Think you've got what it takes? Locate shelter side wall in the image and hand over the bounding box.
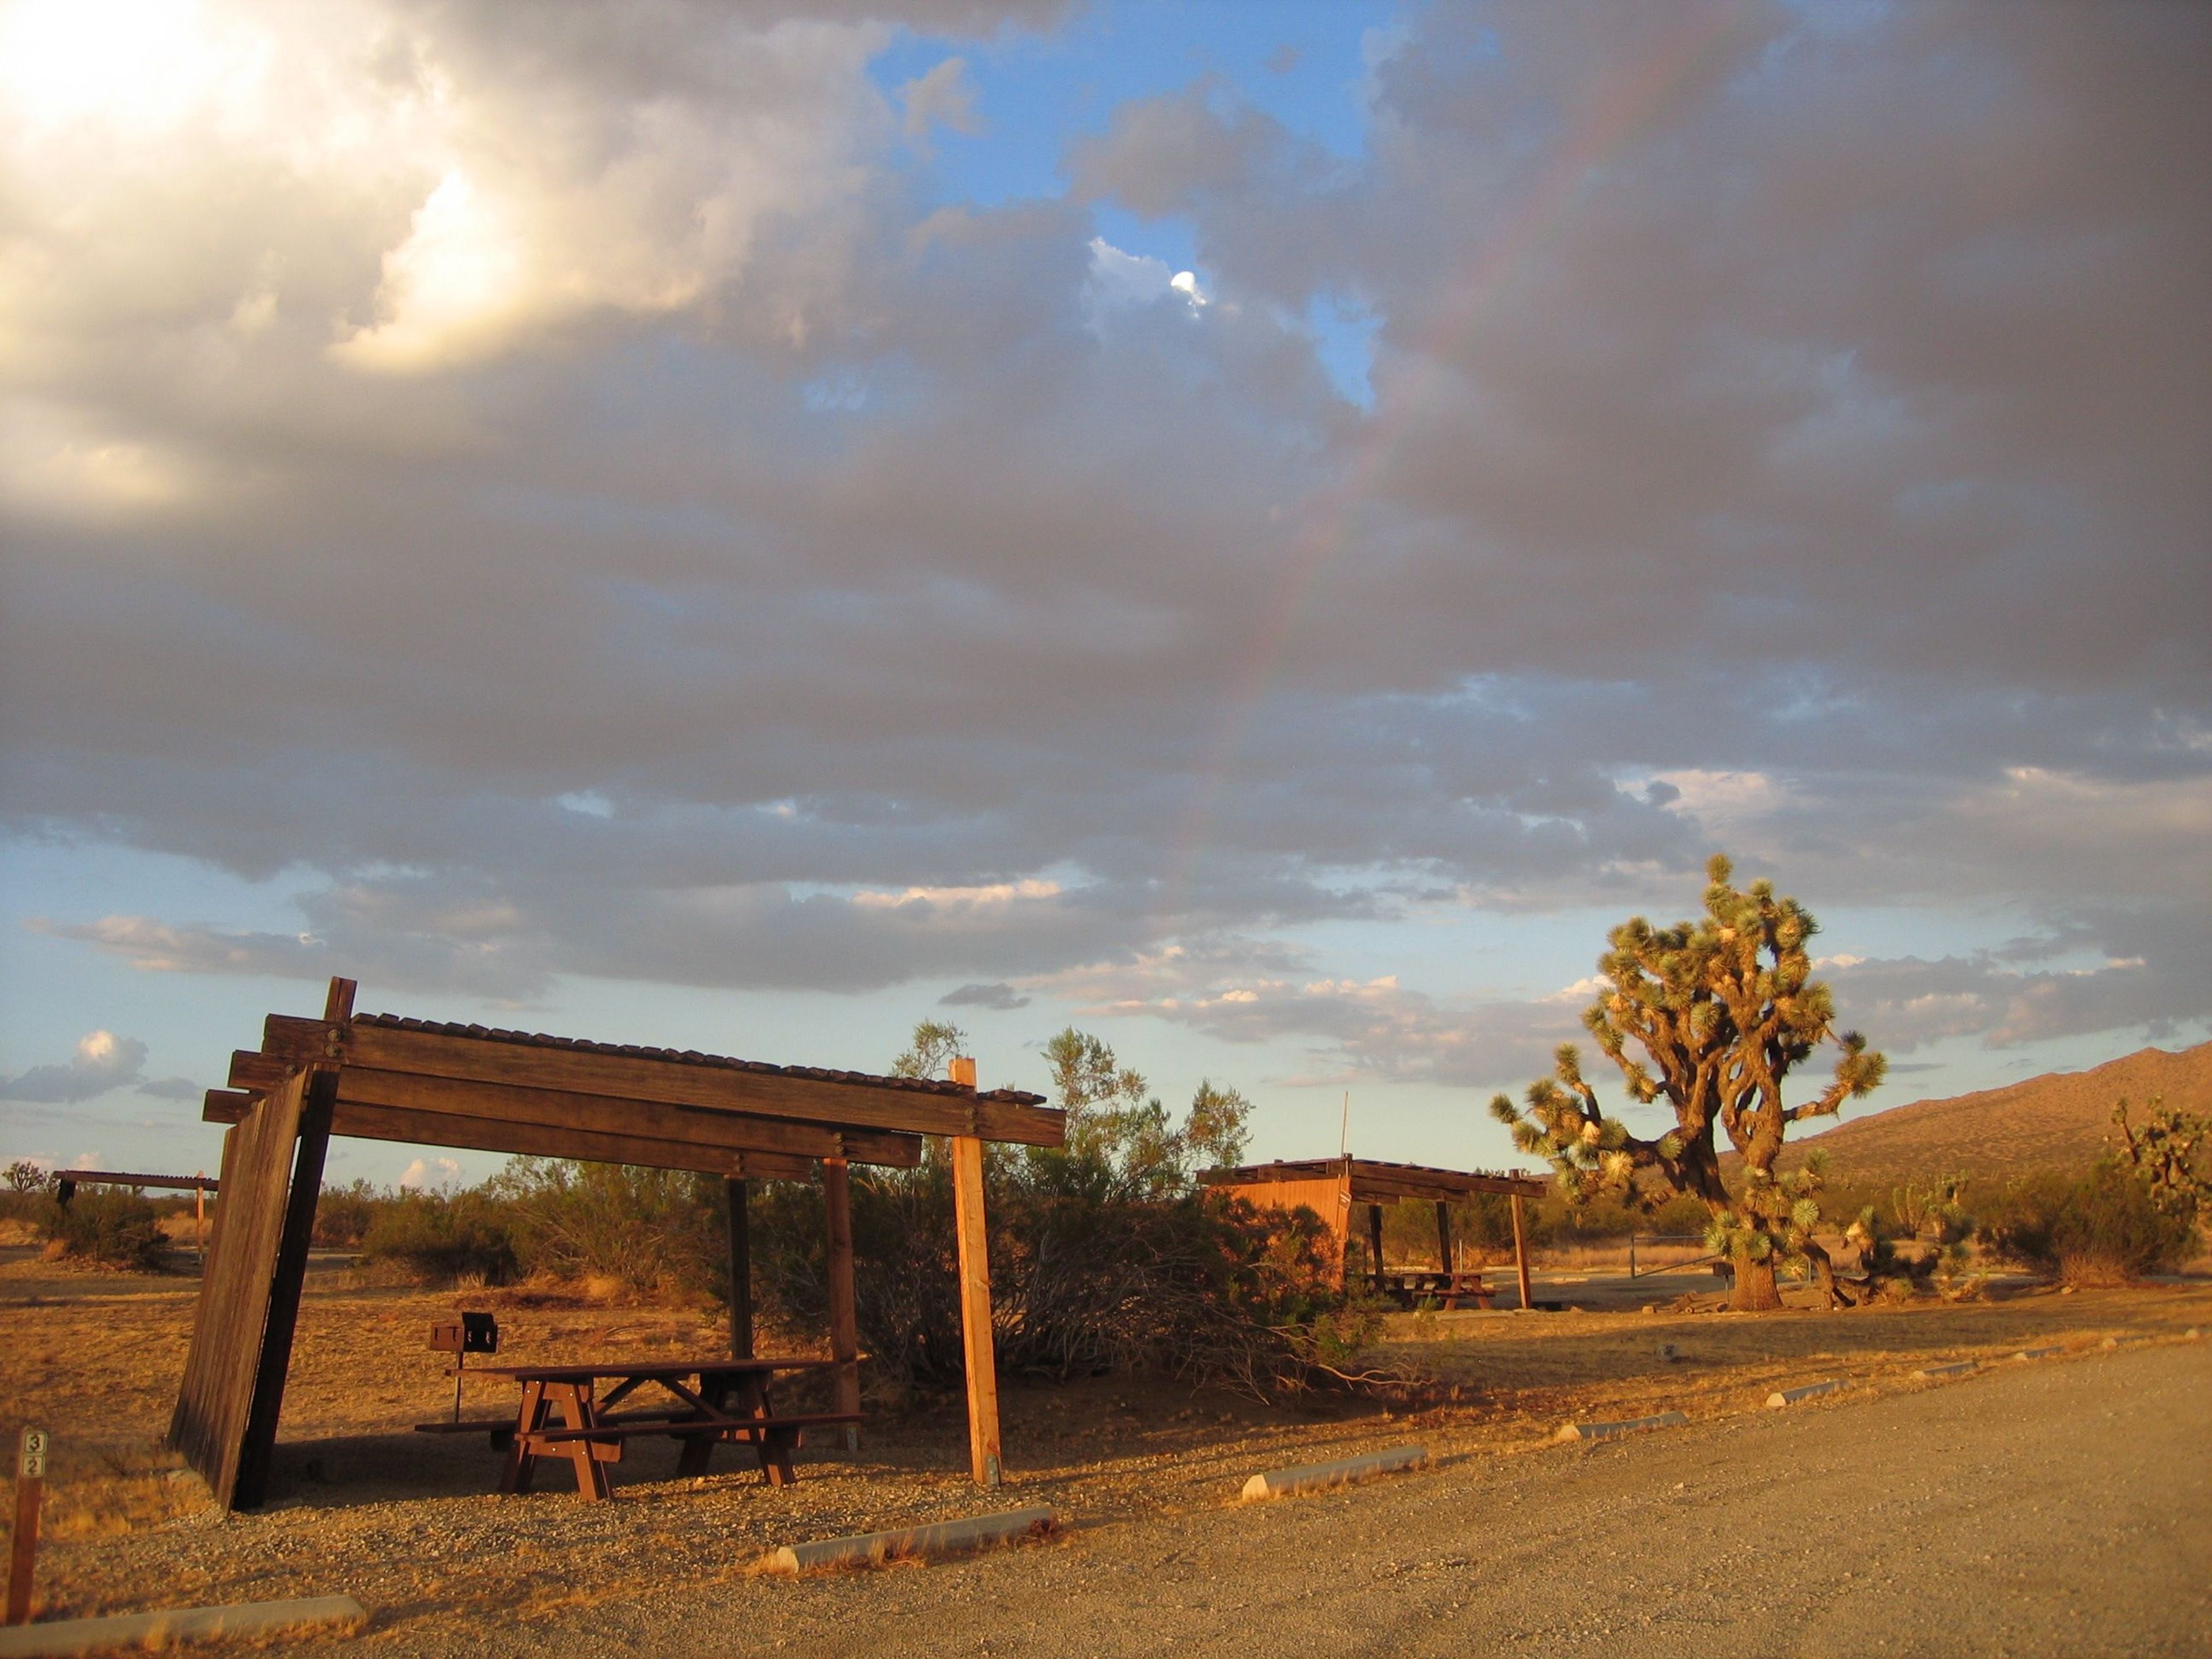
[168,1069,307,1506]
[1214,1176,1353,1263]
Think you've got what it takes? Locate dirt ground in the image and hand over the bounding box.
[3,1247,2207,1653]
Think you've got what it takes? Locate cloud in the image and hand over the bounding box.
[939,981,1029,1010]
[0,2,2205,1067]
[1035,941,1582,1089]
[1,1031,149,1103]
[1829,910,2212,1053]
[136,1075,206,1101]
[900,56,983,154]
[397,1156,464,1191]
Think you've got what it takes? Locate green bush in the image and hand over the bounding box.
[1978,1166,2197,1285]
[41,1188,169,1270]
[358,1190,518,1284]
[491,1160,725,1295]
[313,1179,387,1248]
[753,1145,1358,1399]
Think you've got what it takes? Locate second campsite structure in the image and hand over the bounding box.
[1200,1157,1547,1309]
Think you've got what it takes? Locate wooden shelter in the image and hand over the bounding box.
[51,1169,217,1205]
[1200,1157,1547,1309]
[175,978,1063,1509]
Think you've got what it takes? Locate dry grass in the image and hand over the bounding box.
[3,1243,2207,1645]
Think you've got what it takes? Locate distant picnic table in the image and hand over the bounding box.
[423,1357,855,1502]
[1373,1269,1498,1309]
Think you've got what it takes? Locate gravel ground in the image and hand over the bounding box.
[260,1334,2210,1658]
[13,1253,2206,1655]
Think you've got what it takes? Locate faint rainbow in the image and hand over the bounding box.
[1153,4,1756,931]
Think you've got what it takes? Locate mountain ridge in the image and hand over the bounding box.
[1718,1040,2212,1190]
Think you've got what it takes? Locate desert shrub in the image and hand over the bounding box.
[752,1024,1359,1400]
[41,1188,169,1270]
[313,1179,388,1248]
[1978,1166,2196,1285]
[359,1190,519,1284]
[755,1147,1363,1400]
[491,1159,724,1296]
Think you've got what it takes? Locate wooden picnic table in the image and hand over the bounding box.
[1373,1270,1497,1309]
[474,1357,855,1501]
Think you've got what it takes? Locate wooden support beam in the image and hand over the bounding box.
[726,1179,752,1361]
[1368,1202,1387,1296]
[206,1091,816,1181]
[1346,1168,1550,1203]
[227,1053,922,1168]
[948,1057,1001,1488]
[823,1157,860,1452]
[1512,1192,1533,1311]
[260,1016,1065,1146]
[1435,1199,1453,1275]
[231,976,351,1510]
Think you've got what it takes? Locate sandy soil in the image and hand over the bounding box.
[3,1248,2206,1654]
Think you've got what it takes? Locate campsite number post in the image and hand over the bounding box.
[6,1426,45,1625]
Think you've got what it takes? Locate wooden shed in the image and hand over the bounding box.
[1200,1157,1548,1309]
[177,978,1063,1508]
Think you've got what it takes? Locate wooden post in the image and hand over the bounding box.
[1368,1202,1387,1296]
[822,1157,860,1451]
[231,976,351,1510]
[53,1179,74,1209]
[195,1175,207,1266]
[1434,1200,1453,1275]
[725,1177,752,1360]
[948,1056,1001,1488]
[7,1427,45,1626]
[1511,1192,1533,1310]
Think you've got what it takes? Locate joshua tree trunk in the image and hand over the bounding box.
[1728,1244,1785,1311]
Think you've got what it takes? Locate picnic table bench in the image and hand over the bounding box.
[417,1357,855,1501]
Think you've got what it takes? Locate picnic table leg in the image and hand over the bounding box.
[551,1382,613,1502]
[736,1375,797,1487]
[673,1373,730,1480]
[500,1381,547,1495]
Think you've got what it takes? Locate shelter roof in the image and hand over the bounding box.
[351,1014,1048,1106]
[214,999,1066,1172]
[51,1169,217,1191]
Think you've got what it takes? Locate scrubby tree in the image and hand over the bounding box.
[1491,855,1887,1311]
[1184,1081,1254,1170]
[890,1019,969,1081]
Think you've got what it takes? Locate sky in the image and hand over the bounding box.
[2,0,2207,1190]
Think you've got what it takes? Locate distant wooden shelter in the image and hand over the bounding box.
[51,1169,216,1204]
[175,978,1063,1509]
[1200,1157,1548,1309]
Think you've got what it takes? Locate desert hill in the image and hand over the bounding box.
[1720,1041,2211,1191]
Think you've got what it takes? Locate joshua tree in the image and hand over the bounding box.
[2111,1096,2211,1230]
[1491,855,1887,1310]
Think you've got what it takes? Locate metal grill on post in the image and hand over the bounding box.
[429,1313,500,1423]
